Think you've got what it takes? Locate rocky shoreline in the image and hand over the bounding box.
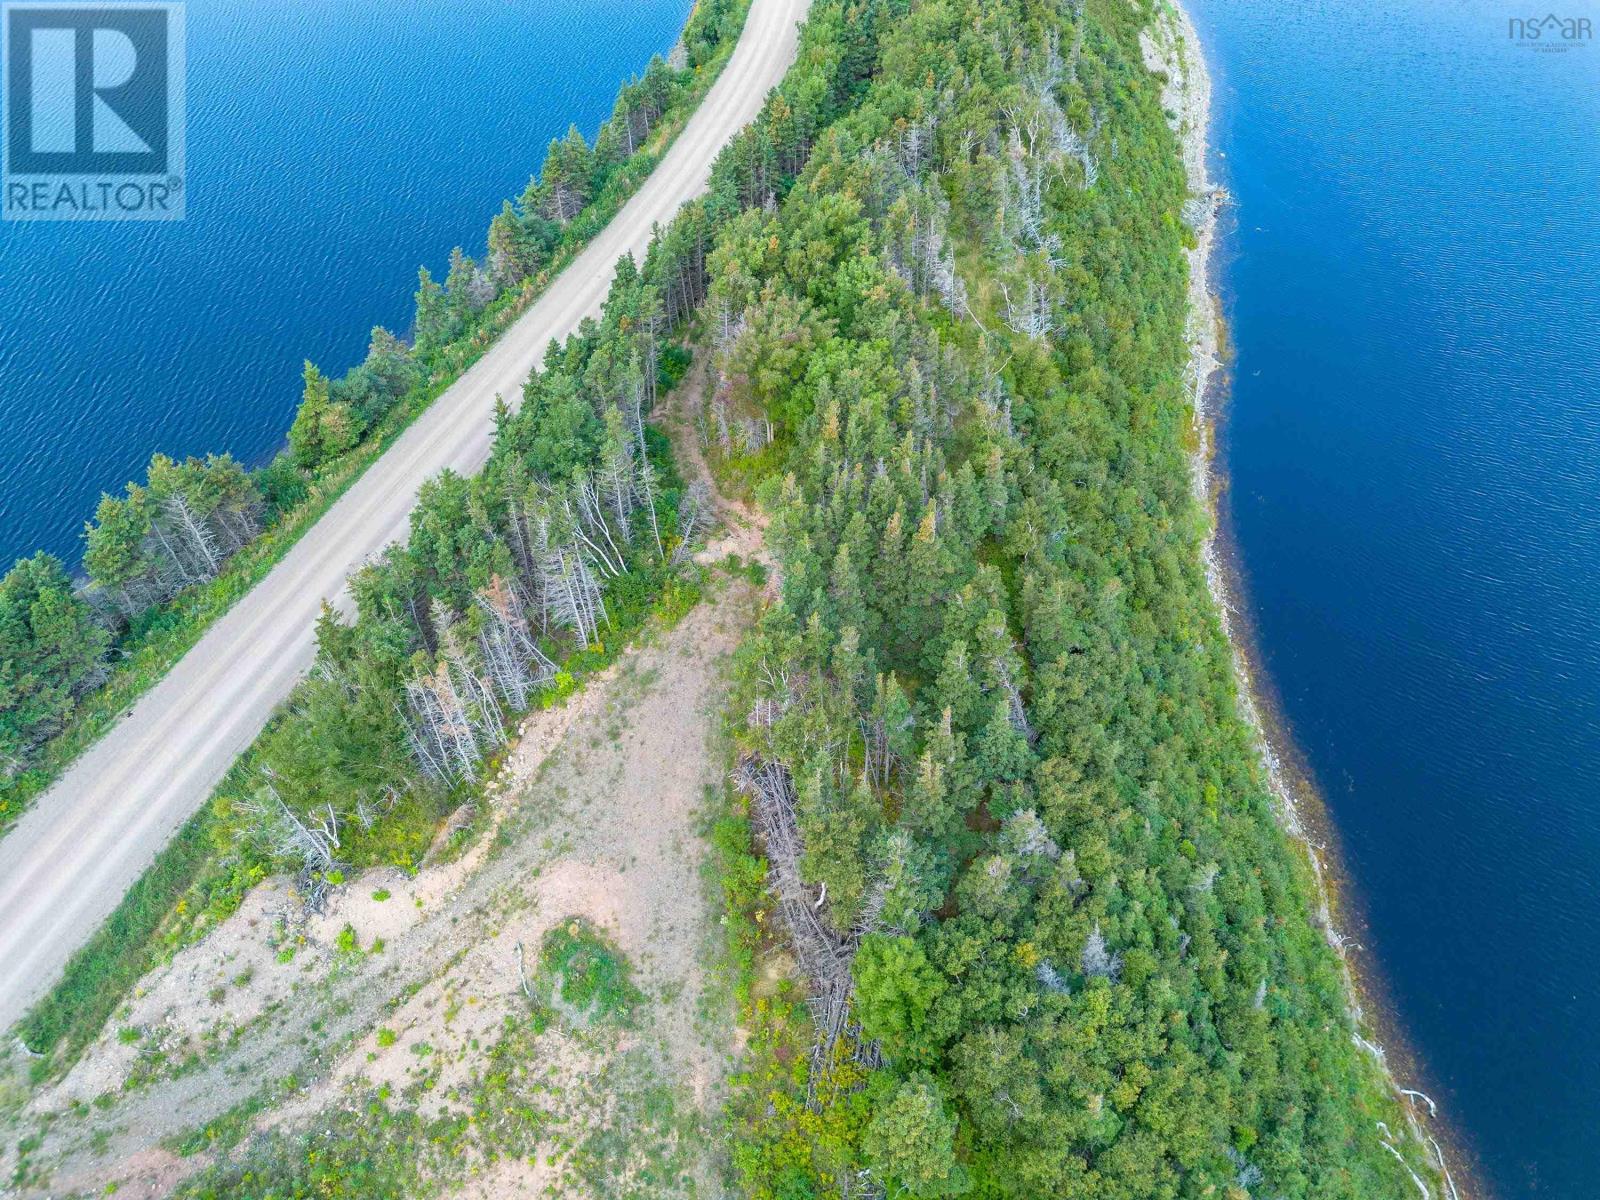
[1146,4,1464,1196]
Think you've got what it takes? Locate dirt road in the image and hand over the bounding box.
[0,0,806,1032]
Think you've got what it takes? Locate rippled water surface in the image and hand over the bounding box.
[0,0,690,567]
[1190,1,1600,1195]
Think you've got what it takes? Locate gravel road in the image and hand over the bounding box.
[0,0,807,1033]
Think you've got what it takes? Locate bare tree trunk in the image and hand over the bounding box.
[164,494,223,579]
[475,575,556,710]
[246,776,342,875]
[671,481,713,567]
[732,755,870,1105]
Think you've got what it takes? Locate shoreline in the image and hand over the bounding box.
[1150,4,1467,1195]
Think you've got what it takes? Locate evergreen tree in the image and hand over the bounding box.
[83,490,155,614]
[288,361,357,468]
[861,1074,970,1198]
[0,553,109,772]
[412,266,456,355]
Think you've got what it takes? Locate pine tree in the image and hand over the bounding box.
[412,266,456,355]
[0,553,110,772]
[288,362,357,468]
[83,490,157,615]
[861,1074,970,1198]
[537,125,595,222]
[487,200,537,287]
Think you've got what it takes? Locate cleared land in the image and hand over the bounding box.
[2,561,760,1197]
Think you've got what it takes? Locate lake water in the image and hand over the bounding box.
[1189,1,1600,1195]
[0,0,691,569]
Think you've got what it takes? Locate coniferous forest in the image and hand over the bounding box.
[685,0,1439,1194]
[6,0,1450,1195]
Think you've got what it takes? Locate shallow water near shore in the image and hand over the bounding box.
[0,0,691,569]
[1189,2,1600,1196]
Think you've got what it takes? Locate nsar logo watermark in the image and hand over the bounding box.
[1507,12,1594,51]
[2,2,184,221]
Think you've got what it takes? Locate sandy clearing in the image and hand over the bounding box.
[8,563,760,1197]
[662,357,779,596]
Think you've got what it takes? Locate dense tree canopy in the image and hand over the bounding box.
[81,452,264,616]
[0,554,109,775]
[6,1,1444,1193]
[697,0,1439,1195]
[230,248,714,880]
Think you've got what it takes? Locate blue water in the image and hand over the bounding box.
[1190,2,1600,1195]
[0,0,690,569]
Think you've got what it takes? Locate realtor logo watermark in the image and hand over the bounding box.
[2,2,184,220]
[1507,12,1594,51]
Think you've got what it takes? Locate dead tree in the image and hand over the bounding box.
[1054,112,1099,189]
[895,112,938,180]
[207,496,262,554]
[637,454,665,559]
[503,483,554,633]
[929,231,966,314]
[247,775,341,876]
[619,361,665,557]
[989,649,1037,745]
[670,481,713,567]
[1002,277,1055,340]
[543,543,608,644]
[598,425,639,543]
[163,493,223,578]
[405,663,479,783]
[475,575,557,710]
[1001,809,1060,867]
[439,601,507,739]
[734,756,864,1101]
[1006,130,1049,249]
[563,477,629,578]
[405,606,507,783]
[145,509,203,591]
[1081,922,1123,982]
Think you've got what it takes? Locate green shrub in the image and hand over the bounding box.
[536,918,641,1025]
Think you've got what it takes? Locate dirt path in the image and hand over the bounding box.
[661,357,775,579]
[6,571,759,1198]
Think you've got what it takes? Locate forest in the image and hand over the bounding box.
[0,0,750,815]
[216,252,708,887]
[6,0,1448,1195]
[673,0,1441,1195]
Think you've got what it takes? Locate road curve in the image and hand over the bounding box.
[0,0,808,1033]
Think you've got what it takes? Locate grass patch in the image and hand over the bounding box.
[535,919,642,1027]
[164,1091,272,1158]
[173,1019,703,1199]
[174,1097,459,1200]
